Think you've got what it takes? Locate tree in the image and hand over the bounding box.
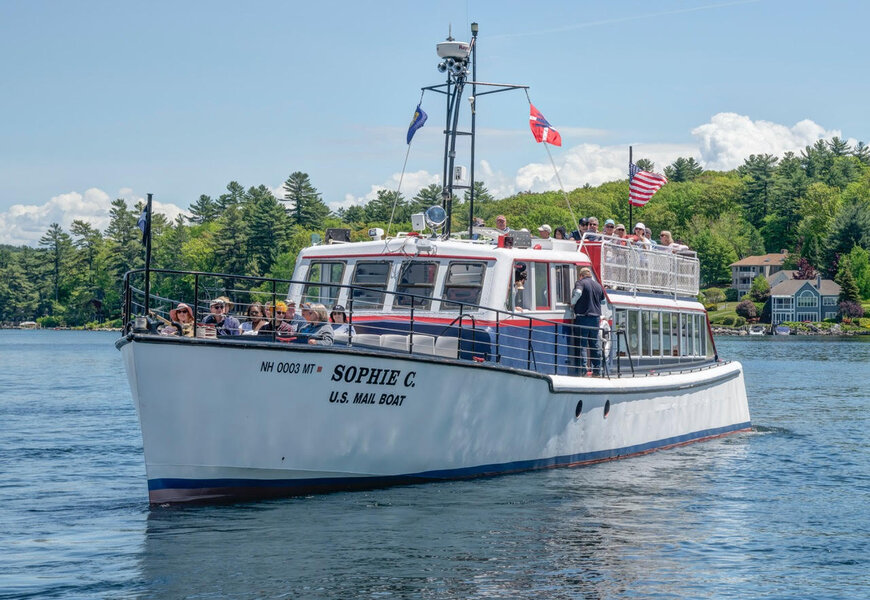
[216,181,246,211]
[836,261,860,303]
[365,189,407,223]
[39,223,72,305]
[793,257,817,280]
[409,183,443,214]
[737,154,778,229]
[763,152,807,250]
[736,299,757,320]
[188,194,219,224]
[825,201,870,271]
[664,157,703,182]
[854,141,870,166]
[691,231,737,287]
[828,136,851,157]
[283,172,330,229]
[796,182,841,269]
[634,158,655,172]
[749,274,771,302]
[844,245,870,300]
[838,301,864,321]
[243,185,291,275]
[463,181,494,205]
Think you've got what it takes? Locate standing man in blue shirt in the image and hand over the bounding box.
[571,267,605,376]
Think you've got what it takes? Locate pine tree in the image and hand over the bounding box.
[39,223,72,305]
[836,261,860,302]
[365,190,407,223]
[188,194,218,224]
[410,183,443,213]
[282,172,330,229]
[244,185,291,275]
[216,182,246,211]
[634,158,655,172]
[664,157,703,182]
[737,154,778,229]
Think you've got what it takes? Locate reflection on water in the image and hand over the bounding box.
[2,332,869,599]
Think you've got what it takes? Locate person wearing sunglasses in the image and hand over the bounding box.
[240,302,269,335]
[202,297,241,336]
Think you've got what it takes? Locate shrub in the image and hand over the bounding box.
[736,300,757,319]
[725,288,739,302]
[838,301,865,322]
[705,303,718,312]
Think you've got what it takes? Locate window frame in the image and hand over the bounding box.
[350,260,392,310]
[394,260,439,310]
[441,261,487,311]
[303,261,346,307]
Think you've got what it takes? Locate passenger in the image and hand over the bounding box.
[628,222,652,249]
[169,302,195,337]
[614,224,628,244]
[645,226,656,247]
[570,217,588,241]
[585,217,601,241]
[260,301,293,336]
[494,215,511,234]
[603,219,616,237]
[553,226,568,240]
[571,267,605,376]
[240,302,269,335]
[294,303,334,346]
[283,300,307,333]
[202,297,241,336]
[330,304,356,337]
[512,264,528,312]
[537,224,552,239]
[659,230,689,252]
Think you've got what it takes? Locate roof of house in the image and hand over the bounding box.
[767,269,797,283]
[770,278,841,297]
[730,253,788,267]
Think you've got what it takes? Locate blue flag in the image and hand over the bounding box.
[137,207,149,245]
[406,103,428,144]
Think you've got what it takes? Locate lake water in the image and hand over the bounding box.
[1,330,868,599]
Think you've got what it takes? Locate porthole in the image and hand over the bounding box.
[603,400,611,418]
[574,400,583,418]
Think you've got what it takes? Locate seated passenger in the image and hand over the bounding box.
[537,224,551,239]
[294,303,334,346]
[553,226,568,240]
[603,219,616,237]
[240,302,269,335]
[169,302,195,337]
[512,264,528,312]
[570,217,588,241]
[202,297,241,336]
[614,224,628,245]
[628,223,652,249]
[330,304,356,337]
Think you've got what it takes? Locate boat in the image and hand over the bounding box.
[116,26,751,504]
[774,325,791,335]
[748,324,766,336]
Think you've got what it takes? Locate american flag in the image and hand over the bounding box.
[629,163,668,207]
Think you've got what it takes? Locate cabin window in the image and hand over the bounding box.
[554,264,574,306]
[641,310,651,356]
[662,312,673,356]
[533,263,549,310]
[394,261,438,310]
[693,313,703,356]
[680,313,690,357]
[650,311,661,356]
[615,309,628,357]
[351,261,390,310]
[442,262,486,310]
[627,310,640,357]
[509,261,529,312]
[303,262,345,306]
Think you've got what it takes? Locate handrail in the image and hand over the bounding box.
[122,267,716,379]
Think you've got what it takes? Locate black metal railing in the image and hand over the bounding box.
[122,268,717,378]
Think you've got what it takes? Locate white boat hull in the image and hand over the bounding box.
[120,336,751,503]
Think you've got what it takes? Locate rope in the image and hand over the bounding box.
[525,90,579,236]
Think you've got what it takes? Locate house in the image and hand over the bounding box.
[766,269,797,288]
[730,252,788,296]
[770,276,841,324]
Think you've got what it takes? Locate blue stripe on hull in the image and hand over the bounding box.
[147,421,752,503]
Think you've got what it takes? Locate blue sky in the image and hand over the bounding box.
[2,0,868,245]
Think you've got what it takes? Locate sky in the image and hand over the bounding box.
[1,0,869,246]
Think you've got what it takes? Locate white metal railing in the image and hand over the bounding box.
[592,235,700,297]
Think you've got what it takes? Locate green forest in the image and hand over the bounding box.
[2,138,870,327]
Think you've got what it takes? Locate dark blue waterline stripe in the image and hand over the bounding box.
[148,421,751,493]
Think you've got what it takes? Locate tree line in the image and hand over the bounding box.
[1,138,869,326]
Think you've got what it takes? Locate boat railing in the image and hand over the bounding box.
[122,268,717,379]
[580,234,700,297]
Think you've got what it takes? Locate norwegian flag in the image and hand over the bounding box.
[629,162,668,207]
[529,104,562,146]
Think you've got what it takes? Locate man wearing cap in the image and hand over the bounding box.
[570,267,605,376]
[603,219,616,237]
[629,223,652,249]
[570,217,588,241]
[494,215,511,234]
[202,298,241,336]
[537,224,552,239]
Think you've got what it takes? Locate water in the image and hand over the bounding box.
[1,331,868,599]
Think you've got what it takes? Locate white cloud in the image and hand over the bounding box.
[0,188,188,247]
[329,170,440,211]
[692,112,841,170]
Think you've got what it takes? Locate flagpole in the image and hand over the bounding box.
[629,146,633,229]
[143,193,153,316]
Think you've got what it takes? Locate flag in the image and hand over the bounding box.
[406,103,428,144]
[137,207,150,245]
[529,104,562,146]
[629,163,668,207]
